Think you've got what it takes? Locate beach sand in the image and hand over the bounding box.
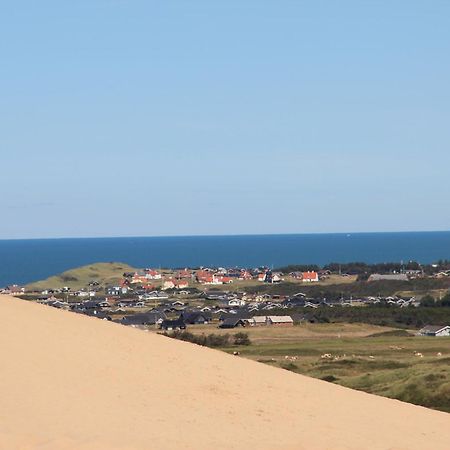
[0,295,449,450]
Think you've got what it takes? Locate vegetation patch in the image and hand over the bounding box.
[208,330,450,412]
[25,262,137,291]
[280,362,298,372]
[321,375,339,382]
[163,331,252,348]
[366,329,412,338]
[433,357,450,365]
[61,275,78,282]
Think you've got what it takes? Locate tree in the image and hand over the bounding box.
[233,332,251,346]
[441,293,450,307]
[420,295,436,307]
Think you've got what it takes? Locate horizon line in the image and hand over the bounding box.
[1,229,450,242]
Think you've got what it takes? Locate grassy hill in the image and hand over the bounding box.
[26,262,137,291]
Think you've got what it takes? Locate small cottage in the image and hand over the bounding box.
[266,316,294,326]
[418,325,450,337]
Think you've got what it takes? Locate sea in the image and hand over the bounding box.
[1,231,450,287]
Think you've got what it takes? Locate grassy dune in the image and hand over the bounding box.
[25,262,137,291]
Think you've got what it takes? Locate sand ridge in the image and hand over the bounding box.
[0,295,449,450]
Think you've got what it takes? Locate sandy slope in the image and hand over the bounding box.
[0,296,449,450]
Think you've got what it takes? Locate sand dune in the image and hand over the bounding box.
[0,296,449,450]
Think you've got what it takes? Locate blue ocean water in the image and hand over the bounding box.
[0,232,450,286]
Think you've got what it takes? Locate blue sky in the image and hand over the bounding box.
[1,1,449,239]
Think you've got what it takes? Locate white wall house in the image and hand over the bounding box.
[418,325,450,337]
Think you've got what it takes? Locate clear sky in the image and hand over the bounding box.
[1,1,449,239]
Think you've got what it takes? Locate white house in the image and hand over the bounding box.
[162,279,176,290]
[228,299,246,307]
[418,325,450,337]
[145,269,162,280]
[302,271,319,282]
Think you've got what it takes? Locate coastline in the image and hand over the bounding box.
[1,231,450,286]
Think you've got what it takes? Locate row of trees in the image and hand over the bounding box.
[420,294,450,307]
[285,305,450,329]
[244,277,450,299]
[162,331,251,347]
[276,261,450,276]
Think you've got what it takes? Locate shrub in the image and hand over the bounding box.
[205,334,231,347]
[420,295,436,307]
[61,275,78,282]
[281,362,298,372]
[163,331,232,348]
[321,375,339,382]
[233,332,251,346]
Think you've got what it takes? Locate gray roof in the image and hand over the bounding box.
[219,318,246,328]
[368,274,408,281]
[121,311,166,326]
[420,325,450,333]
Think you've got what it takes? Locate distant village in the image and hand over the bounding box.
[3,262,450,338]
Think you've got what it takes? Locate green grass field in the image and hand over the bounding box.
[182,323,450,412]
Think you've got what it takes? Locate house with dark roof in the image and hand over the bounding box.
[84,310,112,320]
[118,298,145,308]
[82,299,110,309]
[121,311,166,326]
[160,318,186,331]
[219,311,252,322]
[46,300,69,309]
[219,318,246,329]
[283,297,306,307]
[106,285,129,296]
[181,311,211,325]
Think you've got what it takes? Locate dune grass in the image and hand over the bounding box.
[212,326,450,412]
[25,262,137,291]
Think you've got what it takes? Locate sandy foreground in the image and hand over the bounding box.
[0,296,449,450]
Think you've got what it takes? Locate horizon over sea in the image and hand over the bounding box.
[1,231,450,286]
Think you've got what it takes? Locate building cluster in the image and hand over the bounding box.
[0,284,25,295]
[31,294,450,340]
[32,293,300,331]
[124,267,323,290]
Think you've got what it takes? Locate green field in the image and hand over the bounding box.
[180,324,450,412]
